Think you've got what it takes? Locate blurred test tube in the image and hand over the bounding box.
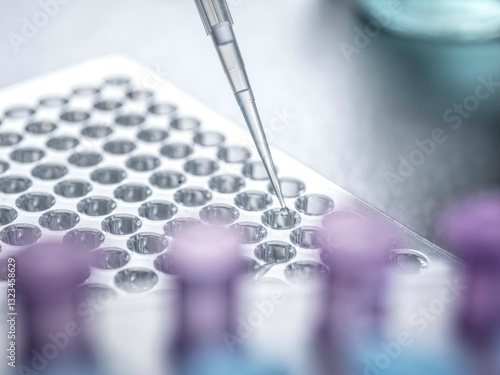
[170,224,287,375]
[16,243,101,375]
[437,190,500,374]
[316,213,393,375]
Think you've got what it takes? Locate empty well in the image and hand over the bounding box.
[115,114,145,126]
[160,143,193,159]
[0,224,41,246]
[174,187,212,207]
[149,171,186,189]
[31,163,68,180]
[127,232,169,254]
[126,90,154,101]
[234,191,273,211]
[295,194,334,216]
[10,148,45,163]
[91,248,131,269]
[105,76,131,86]
[0,161,9,174]
[77,197,117,216]
[0,133,23,147]
[170,117,201,131]
[0,206,18,226]
[183,158,219,176]
[114,184,152,202]
[60,110,91,123]
[137,129,169,143]
[290,227,322,249]
[242,161,275,180]
[102,214,142,235]
[81,125,113,139]
[199,204,240,225]
[0,176,32,194]
[217,146,251,163]
[115,268,158,293]
[103,140,137,155]
[163,218,201,238]
[16,193,56,212]
[148,103,176,116]
[39,210,80,231]
[126,155,160,172]
[73,87,100,96]
[193,131,225,147]
[230,222,267,244]
[68,152,103,167]
[255,241,297,263]
[240,257,260,278]
[63,228,105,250]
[138,201,178,221]
[91,167,127,184]
[154,253,176,274]
[390,250,429,275]
[46,136,79,151]
[39,97,68,107]
[261,208,301,230]
[284,262,329,284]
[268,178,305,198]
[5,107,35,118]
[54,180,92,198]
[94,100,122,111]
[25,121,57,134]
[209,174,245,194]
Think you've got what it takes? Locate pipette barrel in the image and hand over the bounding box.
[193,0,288,209]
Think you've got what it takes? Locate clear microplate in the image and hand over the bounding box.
[0,56,462,375]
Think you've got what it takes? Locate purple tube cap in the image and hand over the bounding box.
[171,224,241,284]
[320,212,393,270]
[17,242,91,297]
[436,190,500,266]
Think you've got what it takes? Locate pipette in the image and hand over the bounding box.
[194,0,289,215]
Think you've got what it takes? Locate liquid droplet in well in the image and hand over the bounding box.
[280,207,290,217]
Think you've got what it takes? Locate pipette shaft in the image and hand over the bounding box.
[194,0,287,210]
